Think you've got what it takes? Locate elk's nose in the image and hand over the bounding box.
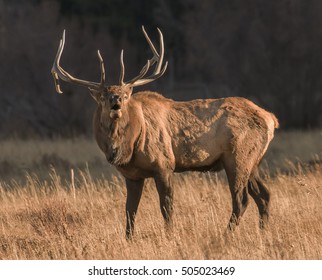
[110,95,122,103]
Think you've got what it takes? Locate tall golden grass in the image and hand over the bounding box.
[0,131,321,259]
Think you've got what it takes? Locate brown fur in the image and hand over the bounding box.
[91,87,278,238]
[51,29,278,239]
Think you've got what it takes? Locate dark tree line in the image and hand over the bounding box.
[0,0,321,138]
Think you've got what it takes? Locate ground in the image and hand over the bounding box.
[0,131,321,259]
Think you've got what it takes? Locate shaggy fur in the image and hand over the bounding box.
[91,87,278,238]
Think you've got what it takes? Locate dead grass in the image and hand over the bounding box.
[0,131,321,259]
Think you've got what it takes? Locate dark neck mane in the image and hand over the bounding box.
[94,103,141,166]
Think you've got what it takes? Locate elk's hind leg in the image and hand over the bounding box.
[248,168,270,229]
[154,171,174,228]
[222,154,250,231]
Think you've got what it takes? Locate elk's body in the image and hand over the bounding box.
[95,92,276,177]
[52,27,278,239]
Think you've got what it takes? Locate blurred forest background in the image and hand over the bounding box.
[0,0,322,138]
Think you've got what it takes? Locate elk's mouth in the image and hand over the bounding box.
[111,104,121,111]
[110,104,122,119]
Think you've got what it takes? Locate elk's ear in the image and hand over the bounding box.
[126,86,134,98]
[88,88,101,103]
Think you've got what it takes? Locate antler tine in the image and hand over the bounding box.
[119,50,125,86]
[155,27,165,73]
[51,30,68,94]
[120,27,168,88]
[142,26,158,65]
[51,38,64,94]
[129,61,168,87]
[142,26,164,73]
[51,30,104,94]
[97,50,106,87]
[126,58,151,85]
[119,39,153,85]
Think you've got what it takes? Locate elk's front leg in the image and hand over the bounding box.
[125,178,144,239]
[154,171,174,227]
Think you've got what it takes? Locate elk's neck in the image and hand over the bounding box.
[94,105,142,166]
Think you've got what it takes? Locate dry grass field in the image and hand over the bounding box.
[0,131,321,259]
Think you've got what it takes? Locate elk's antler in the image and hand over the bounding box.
[119,26,168,87]
[51,30,106,94]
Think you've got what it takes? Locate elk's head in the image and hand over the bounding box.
[51,27,167,122]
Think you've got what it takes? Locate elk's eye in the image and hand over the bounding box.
[124,94,128,100]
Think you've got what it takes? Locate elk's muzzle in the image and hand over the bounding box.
[110,101,122,119]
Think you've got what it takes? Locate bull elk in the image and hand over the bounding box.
[51,27,279,239]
